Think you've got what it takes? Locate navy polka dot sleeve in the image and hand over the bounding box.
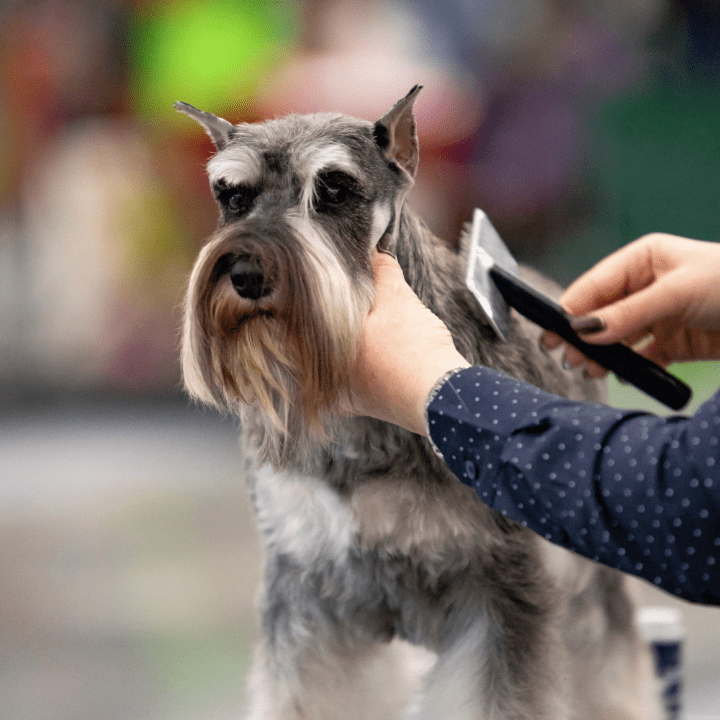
[427,366,720,605]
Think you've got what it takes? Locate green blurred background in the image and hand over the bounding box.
[0,0,719,718]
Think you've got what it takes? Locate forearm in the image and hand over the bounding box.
[427,366,720,605]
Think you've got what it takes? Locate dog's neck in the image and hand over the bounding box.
[392,205,495,351]
[392,208,445,298]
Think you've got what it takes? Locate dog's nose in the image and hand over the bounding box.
[229,258,273,300]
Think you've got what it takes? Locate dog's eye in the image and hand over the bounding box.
[315,171,356,209]
[214,182,258,219]
[227,188,256,216]
[318,182,348,206]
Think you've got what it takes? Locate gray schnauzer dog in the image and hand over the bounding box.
[177,87,658,719]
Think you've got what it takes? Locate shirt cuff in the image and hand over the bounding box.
[424,365,471,457]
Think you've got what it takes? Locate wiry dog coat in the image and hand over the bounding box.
[179,87,659,719]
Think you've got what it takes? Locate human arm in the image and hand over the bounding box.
[428,366,720,605]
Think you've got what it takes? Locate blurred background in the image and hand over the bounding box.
[0,0,719,718]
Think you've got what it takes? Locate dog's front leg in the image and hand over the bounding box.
[412,615,570,720]
[242,619,413,720]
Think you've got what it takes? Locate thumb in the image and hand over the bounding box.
[371,251,411,298]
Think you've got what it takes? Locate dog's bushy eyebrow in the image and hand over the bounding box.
[292,140,366,213]
[208,147,263,189]
[296,141,364,181]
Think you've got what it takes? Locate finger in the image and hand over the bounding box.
[562,345,588,369]
[566,275,683,346]
[560,237,657,316]
[625,328,655,349]
[582,360,609,380]
[371,250,405,283]
[561,347,608,379]
[539,330,563,352]
[370,251,422,309]
[567,318,653,348]
[640,340,673,368]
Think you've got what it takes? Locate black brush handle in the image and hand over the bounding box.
[489,266,692,411]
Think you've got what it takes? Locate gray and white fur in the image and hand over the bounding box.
[178,87,659,720]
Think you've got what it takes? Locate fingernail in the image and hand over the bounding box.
[570,315,606,335]
[562,360,572,371]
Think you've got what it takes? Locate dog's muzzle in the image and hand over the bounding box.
[229,256,274,301]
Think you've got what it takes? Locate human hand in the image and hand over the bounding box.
[348,252,469,435]
[542,234,720,377]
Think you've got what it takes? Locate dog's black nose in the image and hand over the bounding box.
[229,258,272,300]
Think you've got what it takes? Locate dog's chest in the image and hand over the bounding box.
[249,463,515,649]
[250,459,502,573]
[251,464,358,566]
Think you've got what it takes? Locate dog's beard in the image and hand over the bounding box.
[182,218,374,469]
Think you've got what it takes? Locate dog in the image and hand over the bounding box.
[177,87,659,719]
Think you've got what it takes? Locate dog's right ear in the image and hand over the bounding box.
[174,101,236,151]
[373,85,423,181]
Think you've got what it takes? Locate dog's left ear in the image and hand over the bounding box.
[174,101,236,151]
[373,85,422,181]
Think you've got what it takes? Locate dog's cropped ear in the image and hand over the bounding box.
[373,85,423,181]
[174,101,236,151]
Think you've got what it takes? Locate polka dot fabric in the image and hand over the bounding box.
[427,366,720,605]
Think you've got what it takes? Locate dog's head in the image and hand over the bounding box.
[178,87,422,467]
